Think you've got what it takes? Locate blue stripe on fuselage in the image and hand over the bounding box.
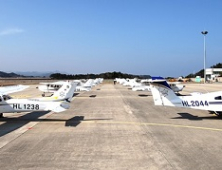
[209,101,222,105]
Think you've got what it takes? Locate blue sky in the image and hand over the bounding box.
[0,0,221,77]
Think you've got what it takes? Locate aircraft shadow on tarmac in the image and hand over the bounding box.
[0,114,111,137]
[0,111,50,137]
[138,94,151,97]
[65,116,112,127]
[65,116,84,127]
[73,93,80,97]
[172,112,221,121]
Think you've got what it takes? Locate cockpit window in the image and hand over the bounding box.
[215,96,222,100]
[2,95,12,101]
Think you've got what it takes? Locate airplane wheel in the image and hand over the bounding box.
[42,94,45,97]
[0,113,3,118]
[214,111,222,117]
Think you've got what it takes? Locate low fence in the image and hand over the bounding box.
[190,77,222,83]
[0,78,114,86]
[0,78,55,86]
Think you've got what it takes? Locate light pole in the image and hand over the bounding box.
[201,30,208,83]
[201,31,208,84]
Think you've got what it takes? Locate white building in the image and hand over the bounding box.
[206,68,222,81]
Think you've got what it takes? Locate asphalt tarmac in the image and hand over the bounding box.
[0,82,222,170]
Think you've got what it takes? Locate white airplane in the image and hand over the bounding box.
[132,85,151,91]
[75,79,93,92]
[75,78,103,92]
[37,78,102,93]
[0,81,76,118]
[115,78,127,85]
[168,82,185,93]
[123,78,138,87]
[132,80,185,92]
[149,77,222,116]
[37,81,65,96]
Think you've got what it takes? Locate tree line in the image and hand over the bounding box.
[50,72,150,79]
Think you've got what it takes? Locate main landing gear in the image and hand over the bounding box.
[214,111,222,117]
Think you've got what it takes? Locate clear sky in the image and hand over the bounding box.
[0,0,221,77]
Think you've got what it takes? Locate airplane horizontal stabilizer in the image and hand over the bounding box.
[50,102,70,113]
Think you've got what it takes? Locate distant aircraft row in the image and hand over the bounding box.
[1,76,222,118]
[114,78,185,92]
[116,77,222,116]
[38,78,103,96]
[0,78,103,118]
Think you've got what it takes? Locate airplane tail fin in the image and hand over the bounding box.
[50,81,77,102]
[149,77,180,106]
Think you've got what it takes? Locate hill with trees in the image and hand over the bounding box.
[50,72,151,79]
[0,71,23,78]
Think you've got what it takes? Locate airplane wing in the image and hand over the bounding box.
[0,85,29,95]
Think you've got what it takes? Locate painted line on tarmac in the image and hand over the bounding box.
[79,120,222,132]
[15,118,222,132]
[75,96,144,99]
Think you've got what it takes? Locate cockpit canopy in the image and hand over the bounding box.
[0,95,12,102]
